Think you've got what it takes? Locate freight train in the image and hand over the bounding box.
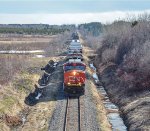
[63,33,86,95]
[71,32,79,40]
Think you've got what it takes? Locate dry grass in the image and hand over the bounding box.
[0,55,29,85]
[0,33,69,130]
[0,36,55,42]
[0,54,58,131]
[20,102,56,131]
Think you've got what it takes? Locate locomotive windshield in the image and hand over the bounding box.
[64,63,85,71]
[64,65,74,71]
[74,65,85,71]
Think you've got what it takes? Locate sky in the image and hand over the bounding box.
[0,0,150,24]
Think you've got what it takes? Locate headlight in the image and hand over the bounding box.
[73,71,76,75]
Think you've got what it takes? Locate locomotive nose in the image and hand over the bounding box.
[64,70,85,86]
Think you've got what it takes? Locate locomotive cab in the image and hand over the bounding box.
[63,60,86,95]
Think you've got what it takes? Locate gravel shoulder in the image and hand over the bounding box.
[84,66,112,131]
[48,91,66,131]
[80,81,101,131]
[81,39,112,131]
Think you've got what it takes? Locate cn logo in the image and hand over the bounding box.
[68,76,84,82]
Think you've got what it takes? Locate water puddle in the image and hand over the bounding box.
[98,87,107,95]
[108,113,127,131]
[90,63,127,131]
[104,101,118,110]
[99,86,127,131]
[89,63,96,71]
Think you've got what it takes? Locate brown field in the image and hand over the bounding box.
[0,35,56,85]
[0,35,57,51]
[0,32,70,85]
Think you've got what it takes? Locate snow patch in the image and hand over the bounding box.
[0,50,45,54]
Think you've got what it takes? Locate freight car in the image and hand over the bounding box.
[67,51,83,61]
[72,32,79,40]
[65,55,83,61]
[68,41,83,53]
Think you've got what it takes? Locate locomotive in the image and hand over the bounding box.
[63,33,86,95]
[63,59,86,94]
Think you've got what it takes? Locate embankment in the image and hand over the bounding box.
[95,62,150,130]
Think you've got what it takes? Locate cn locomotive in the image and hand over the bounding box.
[63,33,86,95]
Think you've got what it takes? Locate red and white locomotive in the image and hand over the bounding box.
[63,59,86,94]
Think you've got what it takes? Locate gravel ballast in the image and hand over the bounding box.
[48,81,100,131]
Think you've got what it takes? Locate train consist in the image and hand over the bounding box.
[63,33,86,95]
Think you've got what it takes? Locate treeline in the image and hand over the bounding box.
[78,22,103,36]
[0,24,76,35]
[78,22,103,49]
[0,27,67,35]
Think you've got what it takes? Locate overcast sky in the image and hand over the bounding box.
[0,0,150,24]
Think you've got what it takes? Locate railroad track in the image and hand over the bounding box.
[64,96,81,131]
